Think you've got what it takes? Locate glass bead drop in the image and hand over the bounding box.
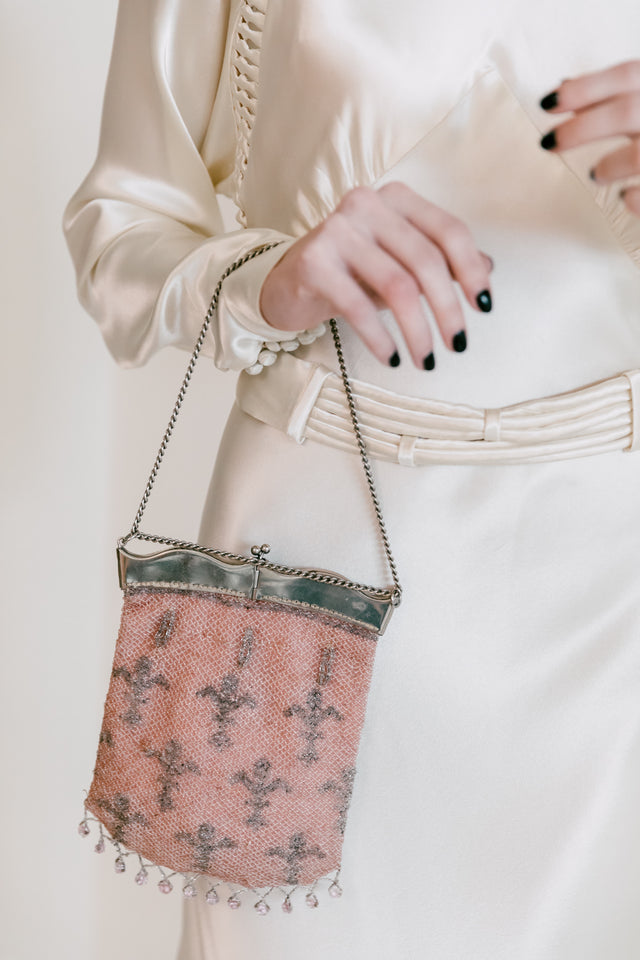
[114,856,126,874]
[205,887,219,905]
[78,821,90,838]
[135,868,149,886]
[183,883,197,899]
[305,893,319,909]
[329,882,343,898]
[227,895,242,910]
[282,897,293,914]
[254,900,270,915]
[94,838,105,854]
[158,879,173,895]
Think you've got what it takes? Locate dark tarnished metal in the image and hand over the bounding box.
[117,543,394,635]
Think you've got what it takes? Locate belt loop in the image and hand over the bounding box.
[398,435,418,467]
[622,369,640,452]
[483,408,501,443]
[286,362,334,443]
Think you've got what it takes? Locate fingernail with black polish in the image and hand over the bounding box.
[589,167,598,182]
[389,351,400,367]
[476,289,492,312]
[540,130,557,150]
[423,352,435,371]
[539,90,559,111]
[452,330,467,353]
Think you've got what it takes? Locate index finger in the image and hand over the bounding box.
[542,60,640,114]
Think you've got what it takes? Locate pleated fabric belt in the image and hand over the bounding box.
[235,353,640,465]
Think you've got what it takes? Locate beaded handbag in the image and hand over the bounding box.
[77,242,402,915]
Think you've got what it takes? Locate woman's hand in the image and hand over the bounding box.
[259,181,494,369]
[539,59,640,216]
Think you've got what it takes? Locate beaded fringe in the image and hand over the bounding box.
[78,808,344,915]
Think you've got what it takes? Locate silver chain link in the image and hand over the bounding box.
[328,318,402,601]
[123,241,402,605]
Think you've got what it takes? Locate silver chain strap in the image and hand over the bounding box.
[122,240,402,605]
[328,318,402,601]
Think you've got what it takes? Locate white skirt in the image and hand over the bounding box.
[174,395,640,960]
[176,66,640,958]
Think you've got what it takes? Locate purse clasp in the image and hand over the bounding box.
[250,543,271,600]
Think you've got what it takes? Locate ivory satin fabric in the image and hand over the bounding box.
[64,1,640,957]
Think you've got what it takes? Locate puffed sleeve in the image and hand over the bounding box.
[62,0,311,372]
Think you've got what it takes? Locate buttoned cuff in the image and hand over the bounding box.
[215,235,327,374]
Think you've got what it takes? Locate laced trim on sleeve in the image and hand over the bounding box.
[226,2,330,372]
[230,0,268,227]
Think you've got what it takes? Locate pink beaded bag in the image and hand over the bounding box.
[78,242,401,915]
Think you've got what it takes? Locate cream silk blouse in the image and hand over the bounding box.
[63,0,640,382]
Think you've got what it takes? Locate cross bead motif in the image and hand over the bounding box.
[112,655,169,726]
[96,794,147,843]
[195,673,256,750]
[283,687,343,765]
[266,832,327,885]
[320,767,356,835]
[230,758,292,829]
[142,739,201,811]
[175,823,238,873]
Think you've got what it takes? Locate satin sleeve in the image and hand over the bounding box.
[62,0,303,372]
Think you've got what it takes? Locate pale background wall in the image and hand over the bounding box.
[0,2,237,957]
